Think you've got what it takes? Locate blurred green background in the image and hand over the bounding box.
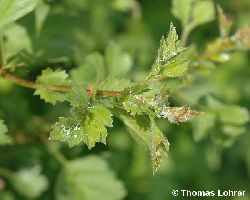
[0,0,250,199]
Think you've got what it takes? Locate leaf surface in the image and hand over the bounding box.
[0,0,39,28]
[55,156,127,200]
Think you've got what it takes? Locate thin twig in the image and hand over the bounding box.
[3,72,122,97]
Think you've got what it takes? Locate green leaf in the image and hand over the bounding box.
[0,191,15,200]
[207,96,249,126]
[165,23,185,56]
[122,84,163,116]
[105,42,133,77]
[71,52,104,87]
[34,68,70,104]
[149,117,170,174]
[50,105,113,148]
[150,23,187,79]
[55,156,127,200]
[114,108,169,174]
[222,125,246,137]
[66,86,89,108]
[35,0,50,35]
[218,106,249,125]
[172,0,193,27]
[10,167,48,199]
[84,106,113,148]
[155,23,185,66]
[162,58,189,77]
[98,78,133,91]
[0,120,12,145]
[192,112,215,142]
[0,0,39,28]
[123,96,145,116]
[3,23,33,66]
[172,0,215,30]
[114,109,150,146]
[112,0,138,12]
[50,117,86,148]
[192,0,215,28]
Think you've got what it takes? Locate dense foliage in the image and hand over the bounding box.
[0,0,250,199]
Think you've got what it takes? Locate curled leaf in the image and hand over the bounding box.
[114,108,169,174]
[150,117,170,174]
[160,106,199,124]
[218,6,232,37]
[234,26,250,49]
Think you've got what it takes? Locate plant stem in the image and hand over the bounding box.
[0,33,4,67]
[181,0,195,46]
[181,26,191,46]
[5,73,70,91]
[5,73,40,89]
[47,144,68,166]
[3,72,122,97]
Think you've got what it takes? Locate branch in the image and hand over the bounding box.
[3,72,122,97]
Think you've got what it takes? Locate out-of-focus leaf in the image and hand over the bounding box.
[105,42,133,77]
[112,0,141,19]
[205,145,222,171]
[55,156,127,200]
[10,166,48,199]
[34,68,70,104]
[218,6,233,37]
[0,120,12,145]
[192,112,215,141]
[117,21,154,68]
[0,191,15,200]
[207,96,249,125]
[0,0,39,28]
[192,0,215,28]
[98,78,132,91]
[180,83,215,104]
[3,23,33,66]
[0,78,13,94]
[71,53,104,86]
[218,106,249,125]
[172,0,193,27]
[235,26,250,49]
[222,125,246,137]
[172,0,215,30]
[35,0,50,35]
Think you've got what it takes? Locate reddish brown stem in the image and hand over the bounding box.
[5,74,40,90]
[4,73,122,97]
[96,90,123,97]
